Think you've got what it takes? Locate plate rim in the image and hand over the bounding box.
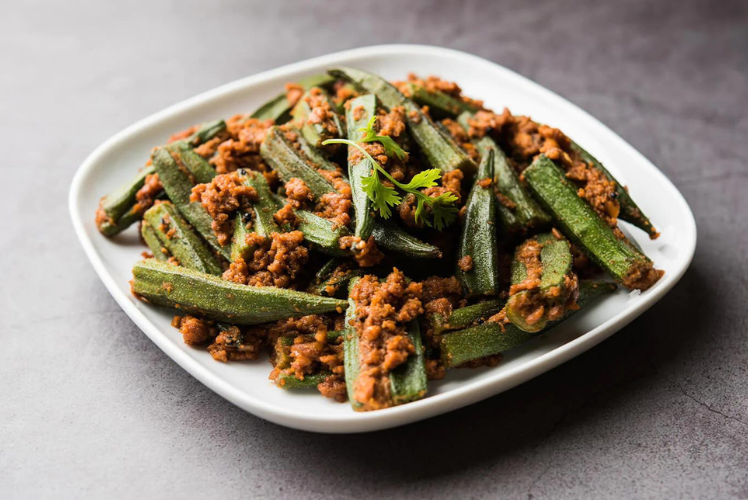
[68,43,697,433]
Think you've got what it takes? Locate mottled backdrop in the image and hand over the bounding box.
[1,0,746,498]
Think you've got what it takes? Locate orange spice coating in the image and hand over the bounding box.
[223,231,309,288]
[303,87,340,141]
[190,172,257,246]
[467,109,622,231]
[349,270,423,411]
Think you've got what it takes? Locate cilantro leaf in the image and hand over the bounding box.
[414,196,429,227]
[361,172,401,218]
[322,125,458,230]
[357,117,378,142]
[403,168,441,190]
[429,192,459,231]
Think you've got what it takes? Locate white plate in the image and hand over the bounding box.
[69,44,696,433]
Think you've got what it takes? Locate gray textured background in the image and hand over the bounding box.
[1,0,747,498]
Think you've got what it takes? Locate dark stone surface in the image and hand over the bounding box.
[0,0,746,498]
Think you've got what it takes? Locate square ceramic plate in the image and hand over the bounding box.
[69,44,696,433]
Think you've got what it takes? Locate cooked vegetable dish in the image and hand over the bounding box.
[96,68,663,411]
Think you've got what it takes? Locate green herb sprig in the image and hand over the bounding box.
[323,118,458,230]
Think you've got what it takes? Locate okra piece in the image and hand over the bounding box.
[343,278,427,411]
[98,203,148,238]
[230,214,254,263]
[166,141,216,184]
[506,233,575,333]
[295,210,349,255]
[251,74,336,123]
[96,120,226,237]
[273,330,343,389]
[456,150,500,297]
[403,82,480,119]
[457,112,550,234]
[185,119,226,147]
[457,149,499,297]
[343,294,363,411]
[151,146,231,260]
[570,141,658,239]
[230,170,281,262]
[276,373,331,390]
[346,94,378,240]
[371,220,442,259]
[524,155,661,290]
[295,130,339,172]
[482,136,551,233]
[97,166,154,237]
[448,300,505,330]
[292,87,345,147]
[442,322,533,369]
[440,281,617,367]
[142,202,222,275]
[329,67,476,174]
[308,259,364,297]
[140,222,169,261]
[132,259,346,325]
[260,126,336,200]
[267,192,348,254]
[429,299,505,335]
[389,319,428,405]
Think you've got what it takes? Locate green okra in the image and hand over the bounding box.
[389,319,428,405]
[457,149,499,297]
[97,166,154,237]
[481,136,551,233]
[447,300,505,330]
[151,146,231,261]
[143,202,223,275]
[440,280,617,368]
[570,141,658,239]
[166,141,216,184]
[329,67,476,174]
[230,170,281,262]
[403,81,480,119]
[429,299,505,335]
[185,119,226,147]
[96,120,226,237]
[267,192,348,254]
[345,94,378,240]
[524,155,659,290]
[132,259,346,325]
[273,330,343,389]
[251,74,336,123]
[442,321,533,369]
[275,373,331,390]
[343,290,362,411]
[295,130,339,172]
[292,87,345,147]
[457,111,550,234]
[307,259,364,297]
[506,232,574,333]
[98,204,147,238]
[260,126,336,200]
[343,277,428,411]
[295,210,349,255]
[230,214,254,263]
[140,222,170,261]
[97,175,168,238]
[371,220,442,259]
